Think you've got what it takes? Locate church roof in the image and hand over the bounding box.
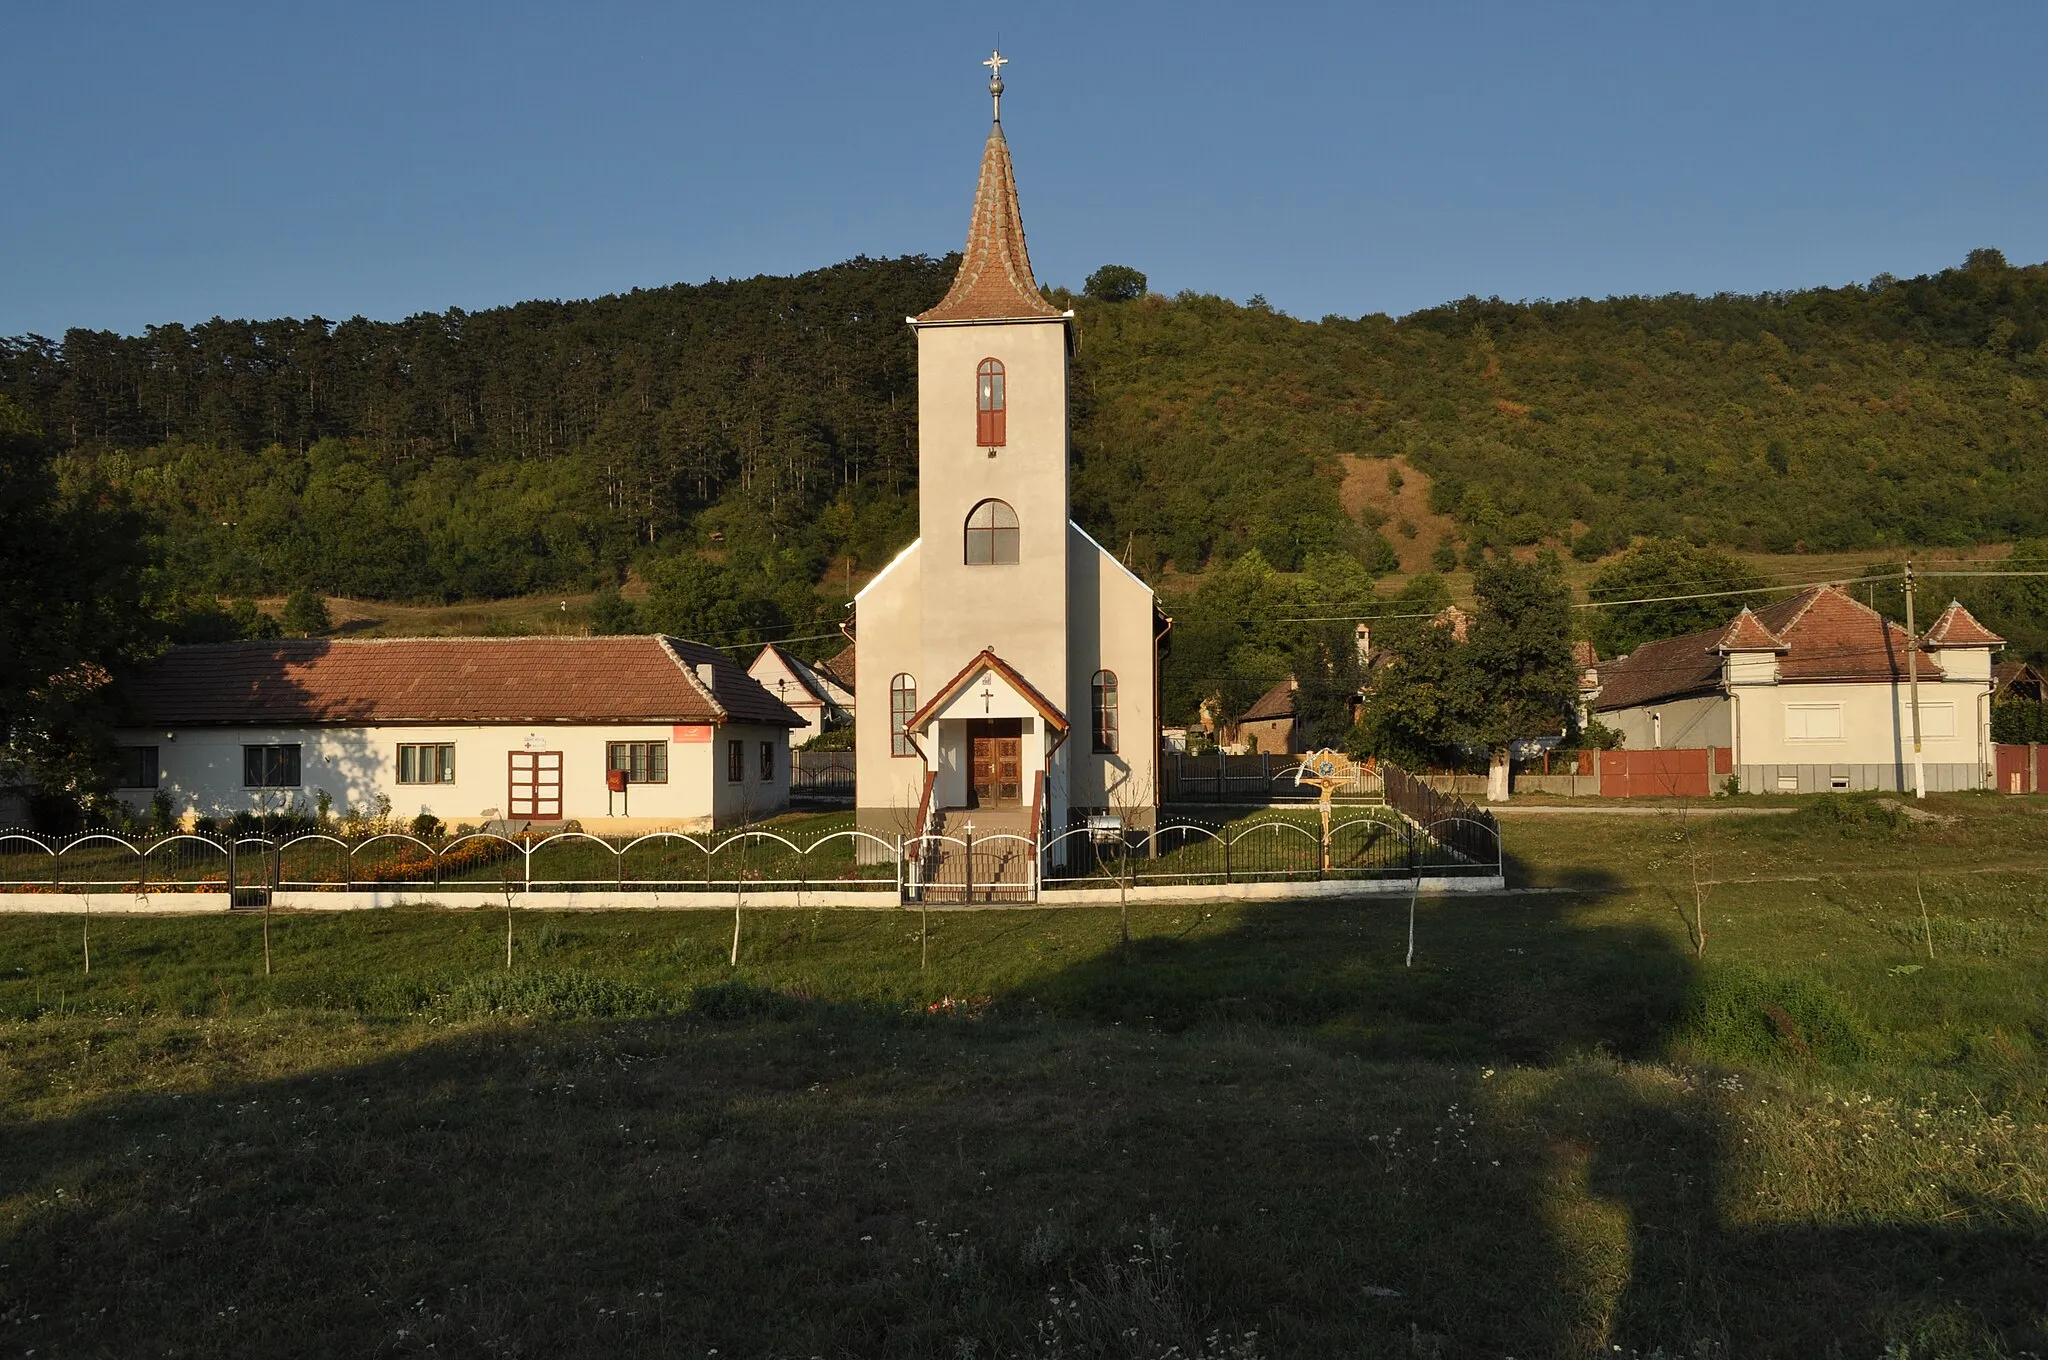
[902,648,1070,737]
[916,119,1064,324]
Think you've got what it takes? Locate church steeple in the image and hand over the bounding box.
[916,51,1064,325]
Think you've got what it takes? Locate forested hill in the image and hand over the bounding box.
[4,248,2046,615]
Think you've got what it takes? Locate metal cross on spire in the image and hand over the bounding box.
[983,49,1008,120]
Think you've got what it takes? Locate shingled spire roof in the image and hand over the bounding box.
[916,101,1064,324]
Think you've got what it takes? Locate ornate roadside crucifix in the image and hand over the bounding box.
[1294,747,1356,874]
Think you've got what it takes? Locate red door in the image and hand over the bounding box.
[508,751,563,819]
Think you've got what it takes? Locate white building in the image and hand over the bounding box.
[747,642,852,746]
[853,62,1164,842]
[112,636,803,831]
[1592,585,2003,793]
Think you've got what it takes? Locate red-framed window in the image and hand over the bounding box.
[976,358,1005,446]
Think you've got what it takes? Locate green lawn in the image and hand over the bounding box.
[2,795,2045,1357]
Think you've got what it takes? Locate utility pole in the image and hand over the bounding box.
[1904,561,1925,799]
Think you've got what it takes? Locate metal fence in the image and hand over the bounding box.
[1159,753,1384,804]
[1040,808,1500,889]
[0,808,1502,906]
[0,828,903,899]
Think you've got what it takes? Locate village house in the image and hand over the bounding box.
[746,642,853,746]
[111,636,804,831]
[851,61,1165,844]
[1234,677,1301,756]
[1591,585,2002,793]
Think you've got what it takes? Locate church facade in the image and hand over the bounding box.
[853,59,1163,845]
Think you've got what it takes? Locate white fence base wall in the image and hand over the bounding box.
[0,892,232,914]
[0,877,1506,914]
[1040,876,1505,904]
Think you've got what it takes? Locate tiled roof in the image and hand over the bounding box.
[750,643,835,707]
[1715,608,1788,652]
[1240,676,1298,723]
[1920,600,2005,648]
[121,637,805,728]
[819,641,856,694]
[1749,586,1939,683]
[1595,585,1990,712]
[1591,629,1726,711]
[915,121,1063,324]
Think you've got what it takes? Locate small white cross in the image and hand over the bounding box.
[983,50,1008,81]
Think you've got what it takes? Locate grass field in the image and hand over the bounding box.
[3,795,2045,1357]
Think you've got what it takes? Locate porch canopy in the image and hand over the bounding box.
[903,648,1069,811]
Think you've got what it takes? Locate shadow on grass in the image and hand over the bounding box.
[0,882,2043,1356]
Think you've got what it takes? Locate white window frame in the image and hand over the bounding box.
[1909,701,1956,739]
[1783,702,1843,742]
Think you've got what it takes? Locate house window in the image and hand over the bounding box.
[242,744,301,788]
[726,739,744,783]
[397,743,456,784]
[1091,670,1119,753]
[1784,703,1843,742]
[976,357,1005,446]
[115,746,159,789]
[607,741,668,784]
[1911,701,1956,739]
[759,741,775,780]
[964,498,1019,565]
[890,674,918,757]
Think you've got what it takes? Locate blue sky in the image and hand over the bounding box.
[4,1,2044,337]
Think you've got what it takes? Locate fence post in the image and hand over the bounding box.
[1223,826,1232,885]
[1217,746,1224,804]
[524,840,532,896]
[615,838,624,894]
[964,826,975,905]
[895,835,903,905]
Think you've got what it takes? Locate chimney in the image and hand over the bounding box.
[696,662,716,690]
[1355,623,1371,663]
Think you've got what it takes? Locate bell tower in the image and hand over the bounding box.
[908,52,1075,724]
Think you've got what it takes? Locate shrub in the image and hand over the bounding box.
[1677,965,1870,1067]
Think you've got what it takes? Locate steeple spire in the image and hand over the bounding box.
[915,53,1063,325]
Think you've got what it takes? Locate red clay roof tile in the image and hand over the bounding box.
[915,122,1063,324]
[121,637,804,728]
[1920,600,2005,648]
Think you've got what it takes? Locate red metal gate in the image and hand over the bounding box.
[1994,743,2040,794]
[1596,748,1730,798]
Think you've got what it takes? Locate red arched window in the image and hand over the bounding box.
[976,358,1005,446]
[964,499,1020,565]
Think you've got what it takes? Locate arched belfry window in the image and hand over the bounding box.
[890,674,917,757]
[964,499,1020,566]
[976,358,1006,447]
[1091,670,1119,753]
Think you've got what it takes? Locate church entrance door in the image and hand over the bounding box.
[967,719,1023,807]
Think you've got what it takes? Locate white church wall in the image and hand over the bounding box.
[914,319,1073,725]
[1066,523,1158,821]
[853,542,929,833]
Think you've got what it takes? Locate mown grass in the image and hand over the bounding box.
[2,795,2046,1357]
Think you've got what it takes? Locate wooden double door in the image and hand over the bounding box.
[967,719,1023,808]
[508,750,563,820]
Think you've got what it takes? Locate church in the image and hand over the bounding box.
[853,55,1164,848]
